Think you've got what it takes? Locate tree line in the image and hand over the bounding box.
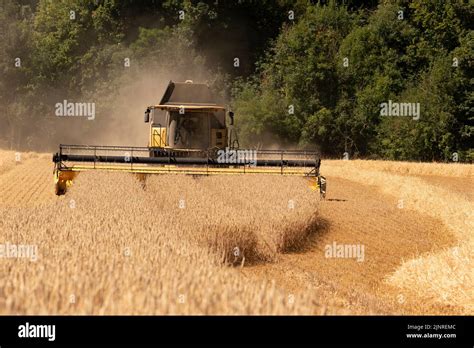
[0,0,472,161]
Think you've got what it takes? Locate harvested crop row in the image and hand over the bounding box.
[323,161,473,313]
[325,159,473,178]
[0,156,56,207]
[0,150,41,176]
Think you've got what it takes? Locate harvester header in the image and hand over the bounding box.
[53,80,326,196]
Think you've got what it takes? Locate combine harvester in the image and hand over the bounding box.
[53,80,326,197]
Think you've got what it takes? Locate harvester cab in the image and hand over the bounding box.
[52,80,326,197]
[145,80,232,156]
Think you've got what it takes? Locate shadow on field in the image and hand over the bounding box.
[325,198,348,202]
[284,217,331,254]
[231,218,332,267]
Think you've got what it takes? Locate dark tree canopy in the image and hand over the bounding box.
[0,0,472,161]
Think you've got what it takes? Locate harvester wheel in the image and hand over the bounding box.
[55,182,66,196]
[319,176,327,200]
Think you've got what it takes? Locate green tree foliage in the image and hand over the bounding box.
[232,2,354,149]
[232,0,473,161]
[0,0,472,161]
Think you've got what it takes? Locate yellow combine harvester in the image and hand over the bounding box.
[53,80,326,196]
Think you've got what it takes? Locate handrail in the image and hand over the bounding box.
[54,144,321,177]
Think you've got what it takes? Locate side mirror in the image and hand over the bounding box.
[228,111,234,126]
[144,108,150,123]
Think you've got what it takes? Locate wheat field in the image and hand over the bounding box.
[0,155,331,314]
[324,160,473,312]
[0,150,472,314]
